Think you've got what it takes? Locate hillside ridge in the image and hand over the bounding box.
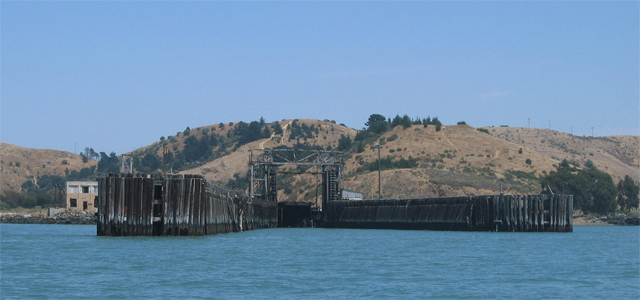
[2,120,638,204]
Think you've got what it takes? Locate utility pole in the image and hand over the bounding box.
[375,143,381,200]
[528,118,530,128]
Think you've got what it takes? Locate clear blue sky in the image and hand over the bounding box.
[2,1,638,155]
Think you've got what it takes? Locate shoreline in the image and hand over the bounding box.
[2,210,638,226]
[1,210,96,225]
[573,214,639,226]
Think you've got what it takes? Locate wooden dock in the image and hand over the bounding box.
[322,194,572,232]
[97,174,277,236]
[98,174,572,235]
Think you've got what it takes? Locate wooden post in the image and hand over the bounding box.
[523,195,528,232]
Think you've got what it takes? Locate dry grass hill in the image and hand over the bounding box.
[488,127,639,183]
[168,120,637,204]
[181,119,357,185]
[0,143,96,193]
[2,119,638,207]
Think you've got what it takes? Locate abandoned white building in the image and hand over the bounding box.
[65,181,98,212]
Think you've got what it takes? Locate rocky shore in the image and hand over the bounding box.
[573,213,639,226]
[0,210,96,225]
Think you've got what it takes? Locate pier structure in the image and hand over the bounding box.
[323,194,573,232]
[97,147,572,235]
[97,173,276,236]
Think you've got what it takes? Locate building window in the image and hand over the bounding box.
[70,198,77,207]
[93,186,99,194]
[69,185,78,194]
[82,186,89,193]
[94,196,98,207]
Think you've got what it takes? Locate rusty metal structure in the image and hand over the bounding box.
[249,149,344,209]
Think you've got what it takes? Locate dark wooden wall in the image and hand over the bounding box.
[98,173,572,235]
[97,174,277,236]
[323,195,572,232]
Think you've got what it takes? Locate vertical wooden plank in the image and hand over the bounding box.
[551,195,555,232]
[125,176,131,236]
[505,196,509,231]
[170,176,176,235]
[504,195,509,231]
[561,195,567,232]
[137,176,144,236]
[554,195,559,232]
[549,194,554,231]
[553,195,560,232]
[523,195,528,232]
[133,176,137,236]
[197,179,204,235]
[517,195,522,232]
[128,177,134,236]
[135,177,141,236]
[541,195,545,231]
[532,195,536,231]
[509,195,514,231]
[144,177,149,236]
[108,175,115,235]
[144,177,150,236]
[527,195,532,232]
[162,177,169,236]
[97,178,104,235]
[528,195,533,231]
[181,177,187,235]
[143,176,148,236]
[189,178,195,235]
[495,196,499,231]
[560,195,564,231]
[196,179,202,235]
[568,195,573,232]
[117,176,124,235]
[510,195,515,231]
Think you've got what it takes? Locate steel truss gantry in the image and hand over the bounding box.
[249,149,344,209]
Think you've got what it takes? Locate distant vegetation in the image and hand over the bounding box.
[131,117,276,175]
[3,150,120,209]
[357,156,418,173]
[541,159,638,214]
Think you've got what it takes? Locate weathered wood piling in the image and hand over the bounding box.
[98,174,571,235]
[97,173,277,236]
[322,194,572,232]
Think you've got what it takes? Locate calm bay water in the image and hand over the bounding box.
[1,224,638,299]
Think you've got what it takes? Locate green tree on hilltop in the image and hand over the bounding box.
[365,114,387,134]
[273,121,283,135]
[98,152,119,174]
[401,115,412,129]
